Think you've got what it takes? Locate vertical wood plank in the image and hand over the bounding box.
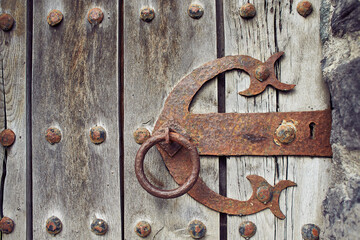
[124,0,219,239]
[275,1,331,239]
[0,1,27,239]
[224,0,278,239]
[32,1,121,239]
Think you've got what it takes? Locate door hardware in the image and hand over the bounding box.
[46,216,62,236]
[45,127,62,145]
[135,52,332,219]
[135,221,151,238]
[239,221,257,239]
[0,129,15,147]
[0,216,15,234]
[91,218,108,235]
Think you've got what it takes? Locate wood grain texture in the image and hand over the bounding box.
[32,1,121,239]
[124,0,219,239]
[224,0,331,239]
[0,1,27,239]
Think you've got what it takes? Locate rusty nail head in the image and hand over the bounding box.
[90,126,106,144]
[0,129,15,147]
[135,221,151,238]
[88,8,104,24]
[140,7,155,22]
[0,217,15,234]
[188,4,204,19]
[46,216,62,236]
[256,185,273,204]
[255,65,270,82]
[301,224,320,240]
[275,120,297,145]
[47,10,63,26]
[239,221,257,239]
[45,127,62,144]
[188,220,206,239]
[240,3,256,19]
[297,1,313,18]
[0,13,14,31]
[91,219,108,235]
[134,128,151,144]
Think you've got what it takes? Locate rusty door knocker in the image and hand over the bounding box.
[135,52,332,219]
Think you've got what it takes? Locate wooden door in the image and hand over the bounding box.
[0,0,331,239]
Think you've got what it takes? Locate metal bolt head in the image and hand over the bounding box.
[239,3,256,19]
[91,219,108,235]
[45,127,62,145]
[88,8,104,25]
[135,221,151,238]
[297,1,313,18]
[188,220,206,239]
[0,216,15,234]
[46,216,62,236]
[0,129,15,147]
[90,126,106,144]
[275,120,297,144]
[188,4,204,19]
[256,185,273,204]
[301,224,320,240]
[140,7,155,22]
[0,13,14,31]
[47,10,63,27]
[255,65,270,82]
[239,221,256,239]
[133,128,151,144]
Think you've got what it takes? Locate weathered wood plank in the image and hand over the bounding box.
[124,1,219,239]
[275,1,331,238]
[224,0,331,239]
[32,1,121,239]
[0,1,27,239]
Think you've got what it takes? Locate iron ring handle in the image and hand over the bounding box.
[135,131,200,199]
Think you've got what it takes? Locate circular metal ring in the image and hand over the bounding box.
[135,131,200,198]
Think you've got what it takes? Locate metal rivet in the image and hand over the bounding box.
[256,185,273,204]
[0,129,15,147]
[297,1,313,18]
[188,4,204,19]
[239,221,257,239]
[88,8,104,25]
[135,221,151,238]
[275,120,297,145]
[0,13,14,31]
[301,224,320,240]
[45,127,62,145]
[46,216,62,236]
[140,7,155,22]
[90,126,106,144]
[133,128,151,144]
[188,220,206,239]
[0,217,15,234]
[91,219,108,235]
[255,65,270,82]
[47,10,63,27]
[239,3,256,19]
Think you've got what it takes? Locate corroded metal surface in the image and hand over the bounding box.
[188,4,204,19]
[239,3,256,19]
[46,216,62,236]
[301,224,320,240]
[47,10,63,26]
[239,221,256,239]
[188,220,206,239]
[45,127,61,144]
[0,13,14,31]
[87,8,104,25]
[0,217,15,234]
[91,219,108,235]
[140,7,155,22]
[297,1,313,18]
[135,131,200,198]
[89,126,106,144]
[133,128,151,144]
[134,221,151,238]
[0,129,15,147]
[135,52,331,217]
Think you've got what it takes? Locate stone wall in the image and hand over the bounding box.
[321,0,360,239]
